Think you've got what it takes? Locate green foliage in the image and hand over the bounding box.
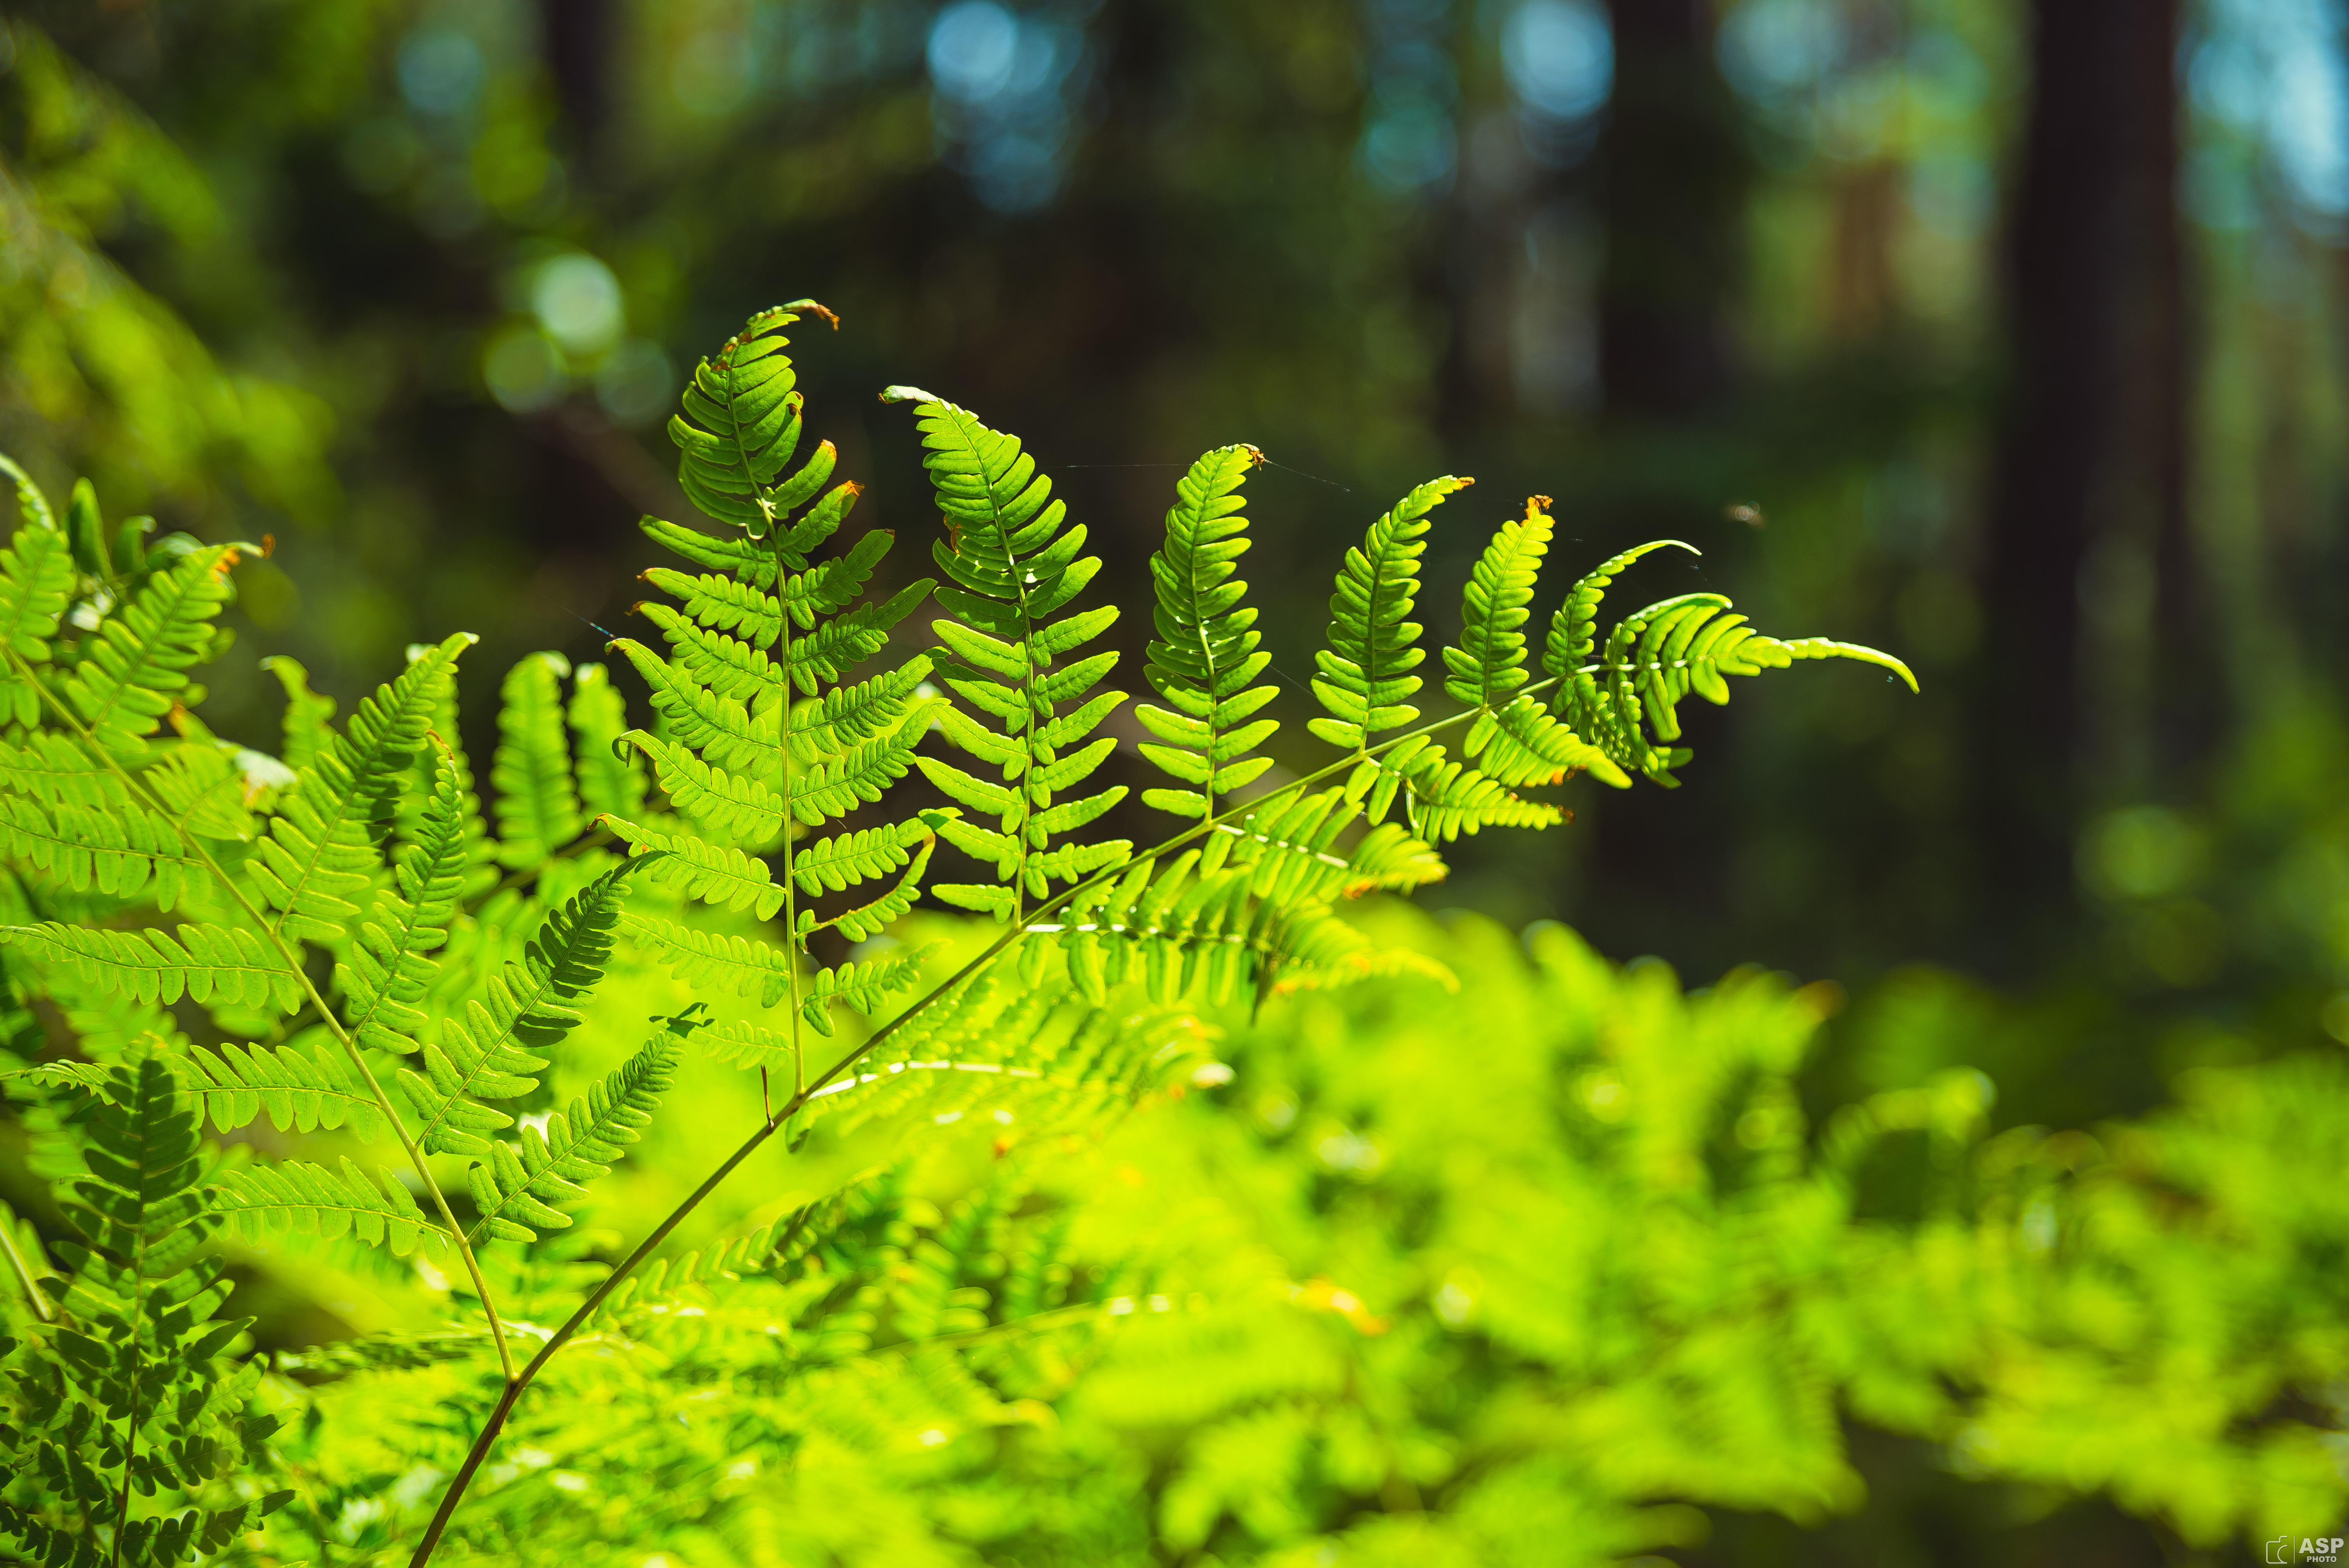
[0,306,1921,1565]
[0,1055,291,1564]
[887,383,1129,919]
[1135,443,1281,821]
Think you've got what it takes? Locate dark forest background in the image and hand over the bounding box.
[4,1,2348,1556]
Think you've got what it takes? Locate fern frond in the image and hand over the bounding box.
[788,815,940,895]
[1134,444,1282,821]
[668,300,836,543]
[492,650,585,869]
[0,508,73,728]
[1542,537,1699,680]
[0,790,210,910]
[1442,494,1553,712]
[621,912,796,1008]
[340,743,471,1055]
[568,661,645,820]
[798,836,936,942]
[619,732,789,846]
[212,1155,449,1259]
[887,388,1129,915]
[248,630,474,944]
[1465,694,1629,789]
[61,543,242,755]
[261,654,337,771]
[606,813,785,919]
[144,739,276,841]
[784,581,932,693]
[1340,734,1564,842]
[798,949,934,1037]
[640,512,781,590]
[1555,587,1918,786]
[464,1019,686,1242]
[397,865,632,1157]
[0,921,303,1012]
[177,1037,389,1140]
[1308,476,1473,752]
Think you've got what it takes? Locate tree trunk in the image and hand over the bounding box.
[1595,0,1744,420]
[1976,0,2190,969]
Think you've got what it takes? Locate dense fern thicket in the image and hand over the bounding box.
[0,303,2338,1567]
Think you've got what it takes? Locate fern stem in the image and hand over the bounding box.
[775,535,807,1100]
[406,677,1553,1561]
[0,648,521,1384]
[0,1204,49,1322]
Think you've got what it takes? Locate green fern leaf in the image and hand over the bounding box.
[1442,494,1553,711]
[789,815,943,895]
[1556,582,1918,786]
[640,511,781,589]
[464,1019,686,1242]
[247,631,474,944]
[669,300,837,542]
[0,921,303,1012]
[1309,476,1473,752]
[1465,694,1630,789]
[143,739,277,841]
[1541,537,1699,679]
[885,388,1130,914]
[568,660,645,820]
[798,948,938,1037]
[797,836,936,943]
[1341,735,1563,843]
[260,654,337,772]
[176,1037,389,1140]
[61,544,241,755]
[491,650,585,869]
[212,1155,448,1259]
[606,813,785,920]
[0,504,73,729]
[0,790,210,911]
[339,742,471,1055]
[397,864,633,1157]
[1135,444,1281,821]
[621,911,796,1008]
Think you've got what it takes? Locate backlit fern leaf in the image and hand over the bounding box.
[1,1056,294,1564]
[211,1155,448,1259]
[0,481,73,729]
[0,790,209,910]
[1443,494,1553,712]
[176,1037,388,1140]
[885,386,1129,917]
[339,743,471,1056]
[0,921,302,1013]
[798,835,935,942]
[248,631,474,944]
[397,864,633,1157]
[464,1017,687,1242]
[798,950,934,1038]
[1308,476,1471,752]
[61,544,241,756]
[669,299,839,542]
[491,650,584,870]
[260,654,336,772]
[621,912,797,1008]
[1136,444,1280,821]
[1546,570,1917,786]
[568,661,644,820]
[1341,734,1563,843]
[606,814,786,919]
